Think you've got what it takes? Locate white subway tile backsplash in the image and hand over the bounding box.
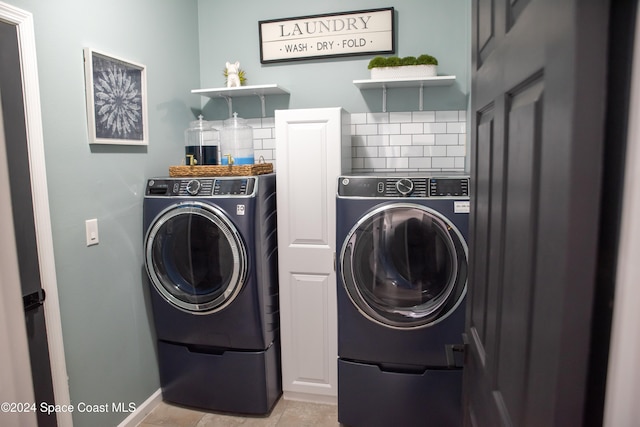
[412,134,435,145]
[367,135,389,146]
[424,146,448,157]
[248,109,467,174]
[351,113,367,124]
[390,112,412,123]
[352,157,364,169]
[367,112,390,124]
[436,110,460,122]
[263,139,276,150]
[352,135,367,146]
[379,123,401,134]
[386,157,409,169]
[379,146,401,157]
[409,157,432,168]
[400,123,425,134]
[364,157,386,169]
[356,146,378,158]
[253,127,272,139]
[390,135,412,146]
[432,157,456,168]
[447,145,466,157]
[435,134,459,146]
[446,122,466,134]
[355,124,378,135]
[412,111,435,122]
[401,146,424,157]
[424,122,447,134]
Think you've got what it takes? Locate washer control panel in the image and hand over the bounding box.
[338,176,469,198]
[145,177,255,197]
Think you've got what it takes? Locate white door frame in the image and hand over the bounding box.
[0,3,71,426]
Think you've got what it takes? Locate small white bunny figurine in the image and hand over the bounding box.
[226,61,241,88]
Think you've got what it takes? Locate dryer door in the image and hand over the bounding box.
[144,201,247,313]
[340,203,467,328]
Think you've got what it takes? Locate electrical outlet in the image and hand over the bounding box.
[85,218,99,246]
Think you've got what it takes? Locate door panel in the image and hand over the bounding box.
[466,0,610,426]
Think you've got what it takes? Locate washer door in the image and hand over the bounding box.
[144,201,247,313]
[340,203,467,328]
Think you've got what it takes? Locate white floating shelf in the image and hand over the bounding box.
[191,84,289,98]
[353,75,456,90]
[353,76,456,112]
[191,84,289,117]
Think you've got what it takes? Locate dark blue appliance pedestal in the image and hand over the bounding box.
[338,359,462,427]
[158,339,282,415]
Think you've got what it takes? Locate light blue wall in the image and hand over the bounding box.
[3,0,468,425]
[4,0,199,425]
[197,0,470,119]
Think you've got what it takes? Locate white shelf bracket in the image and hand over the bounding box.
[382,85,388,113]
[258,93,266,118]
[222,95,233,118]
[419,84,424,111]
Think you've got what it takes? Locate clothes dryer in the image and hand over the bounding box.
[336,174,469,427]
[143,174,281,414]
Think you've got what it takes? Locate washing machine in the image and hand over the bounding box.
[336,174,469,427]
[143,173,281,414]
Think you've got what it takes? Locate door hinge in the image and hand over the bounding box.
[23,288,46,312]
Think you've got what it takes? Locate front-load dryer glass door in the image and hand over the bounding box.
[341,203,467,328]
[145,201,247,313]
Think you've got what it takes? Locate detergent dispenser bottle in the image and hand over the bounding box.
[184,115,219,165]
[220,112,254,165]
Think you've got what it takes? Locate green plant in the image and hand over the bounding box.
[385,56,402,67]
[400,56,418,66]
[368,54,438,68]
[367,56,388,69]
[416,54,438,66]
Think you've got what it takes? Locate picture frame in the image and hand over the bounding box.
[259,7,395,64]
[83,48,148,145]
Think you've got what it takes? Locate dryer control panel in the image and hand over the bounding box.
[145,177,256,197]
[338,176,469,198]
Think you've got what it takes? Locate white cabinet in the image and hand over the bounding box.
[275,108,351,403]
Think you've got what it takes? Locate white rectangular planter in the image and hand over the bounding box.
[370,64,437,80]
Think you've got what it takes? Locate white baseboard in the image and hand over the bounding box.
[282,391,337,405]
[117,388,162,427]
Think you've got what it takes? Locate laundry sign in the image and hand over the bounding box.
[259,7,395,63]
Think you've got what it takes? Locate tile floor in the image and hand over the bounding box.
[137,398,340,427]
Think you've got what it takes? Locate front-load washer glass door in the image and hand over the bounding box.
[145,201,247,313]
[340,203,467,328]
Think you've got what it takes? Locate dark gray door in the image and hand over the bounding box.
[465,1,611,426]
[0,21,57,427]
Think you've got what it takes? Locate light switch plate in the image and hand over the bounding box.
[85,218,99,246]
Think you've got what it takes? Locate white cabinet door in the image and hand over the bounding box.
[275,108,350,403]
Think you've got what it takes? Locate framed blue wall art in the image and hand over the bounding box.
[83,48,148,145]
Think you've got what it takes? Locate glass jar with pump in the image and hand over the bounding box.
[220,112,254,165]
[184,115,219,165]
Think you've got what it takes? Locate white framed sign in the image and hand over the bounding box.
[259,7,395,64]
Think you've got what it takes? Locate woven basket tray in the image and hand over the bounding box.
[169,163,273,177]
